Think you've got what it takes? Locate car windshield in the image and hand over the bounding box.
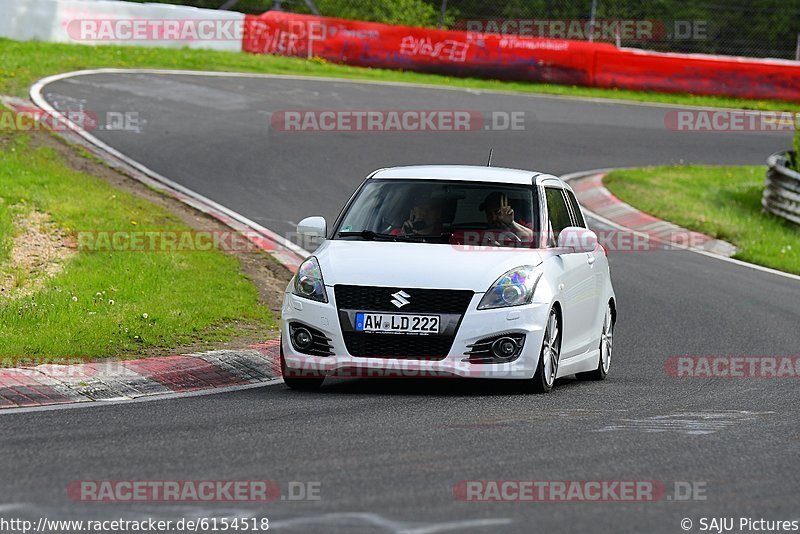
[335,179,539,248]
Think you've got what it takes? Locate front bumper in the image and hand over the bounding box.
[280,289,550,380]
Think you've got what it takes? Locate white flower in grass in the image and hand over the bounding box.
[71,296,78,302]
[142,313,149,319]
[108,300,115,305]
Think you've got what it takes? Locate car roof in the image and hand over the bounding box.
[370,165,566,187]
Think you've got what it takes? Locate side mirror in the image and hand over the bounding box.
[297,216,327,250]
[557,226,598,254]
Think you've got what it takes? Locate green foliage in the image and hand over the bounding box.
[605,166,800,275]
[0,130,273,360]
[431,0,799,58]
[315,0,441,26]
[124,0,442,25]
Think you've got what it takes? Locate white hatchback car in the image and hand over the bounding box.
[281,165,616,393]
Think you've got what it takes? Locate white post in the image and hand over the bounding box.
[588,0,598,42]
[796,32,800,61]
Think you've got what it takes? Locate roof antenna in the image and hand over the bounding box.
[486,148,494,167]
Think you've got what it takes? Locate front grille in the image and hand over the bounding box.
[334,285,474,359]
[341,332,452,359]
[334,285,473,314]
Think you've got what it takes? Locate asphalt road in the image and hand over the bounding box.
[1,73,798,533]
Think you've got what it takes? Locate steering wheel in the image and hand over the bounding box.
[494,229,522,244]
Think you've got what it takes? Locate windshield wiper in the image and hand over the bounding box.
[338,230,412,241]
[337,231,452,243]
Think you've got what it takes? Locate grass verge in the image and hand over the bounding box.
[604,166,800,275]
[0,125,275,362]
[1,38,799,112]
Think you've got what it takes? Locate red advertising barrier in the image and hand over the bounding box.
[242,11,614,86]
[242,11,800,102]
[594,48,800,102]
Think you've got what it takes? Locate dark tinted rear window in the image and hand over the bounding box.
[545,187,572,246]
[565,190,586,228]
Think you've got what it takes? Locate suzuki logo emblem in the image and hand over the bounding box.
[390,290,411,309]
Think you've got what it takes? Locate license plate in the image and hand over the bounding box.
[355,313,440,334]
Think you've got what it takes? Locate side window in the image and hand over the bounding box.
[544,187,572,247]
[565,190,587,228]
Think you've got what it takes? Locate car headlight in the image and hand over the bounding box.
[292,257,328,303]
[478,266,542,310]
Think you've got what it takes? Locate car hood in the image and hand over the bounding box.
[313,240,544,292]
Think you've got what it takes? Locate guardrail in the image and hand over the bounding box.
[764,151,800,226]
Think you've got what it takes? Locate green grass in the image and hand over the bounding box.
[0,130,273,361]
[604,166,800,274]
[2,38,800,112]
[0,198,13,265]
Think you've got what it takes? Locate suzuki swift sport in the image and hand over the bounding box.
[281,165,616,393]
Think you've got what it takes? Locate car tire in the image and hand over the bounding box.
[280,338,325,391]
[577,303,614,381]
[529,307,561,393]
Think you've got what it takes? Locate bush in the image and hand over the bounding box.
[314,0,441,27]
[122,0,444,26]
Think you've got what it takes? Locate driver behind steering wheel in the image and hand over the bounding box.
[392,200,443,236]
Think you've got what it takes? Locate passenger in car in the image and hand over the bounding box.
[481,192,535,243]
